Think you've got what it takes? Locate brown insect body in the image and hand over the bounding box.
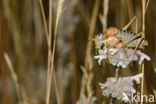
[104,27,118,37]
[103,27,124,48]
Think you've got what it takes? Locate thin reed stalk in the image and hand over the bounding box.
[50,0,64,103]
[84,0,100,69]
[100,0,109,32]
[38,0,49,43]
[46,0,64,104]
[46,0,52,103]
[4,53,21,103]
[80,0,100,103]
[38,0,51,103]
[4,53,28,104]
[141,0,146,104]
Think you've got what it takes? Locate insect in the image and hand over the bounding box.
[102,26,147,49]
[92,16,147,51]
[93,16,150,68]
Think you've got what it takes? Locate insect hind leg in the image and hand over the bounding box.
[122,16,136,31]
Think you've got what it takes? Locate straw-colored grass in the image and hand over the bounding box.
[80,0,100,103]
[46,0,64,104]
[141,0,146,104]
[99,0,109,32]
[4,53,28,104]
[39,0,64,103]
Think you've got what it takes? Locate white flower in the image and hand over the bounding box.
[94,54,106,65]
[125,73,143,84]
[94,49,107,65]
[99,74,142,102]
[117,61,127,68]
[122,93,130,103]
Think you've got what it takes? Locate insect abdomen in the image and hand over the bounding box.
[116,30,147,48]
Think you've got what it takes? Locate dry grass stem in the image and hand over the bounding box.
[49,0,64,103]
[145,0,150,12]
[99,0,109,31]
[4,53,28,104]
[141,0,146,104]
[152,63,156,73]
[46,0,53,103]
[84,0,100,69]
[80,0,100,103]
[153,88,156,97]
[47,0,64,104]
[53,69,62,104]
[4,53,21,103]
[80,68,87,97]
[135,17,138,33]
[126,0,134,19]
[38,0,49,43]
[77,1,90,29]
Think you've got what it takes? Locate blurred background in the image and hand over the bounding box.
[0,0,156,104]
